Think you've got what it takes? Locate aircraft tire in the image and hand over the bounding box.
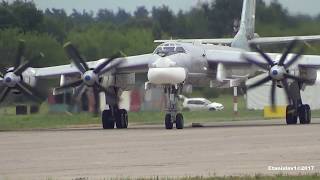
[102,110,114,129]
[165,114,173,129]
[176,113,184,129]
[299,104,311,124]
[286,105,298,125]
[116,109,128,129]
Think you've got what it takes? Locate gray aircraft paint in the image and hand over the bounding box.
[231,0,256,50]
[4,0,320,106]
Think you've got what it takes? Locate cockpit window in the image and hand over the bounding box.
[154,43,186,57]
[163,47,175,51]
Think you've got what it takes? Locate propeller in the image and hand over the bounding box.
[55,42,123,112]
[243,40,310,110]
[0,40,44,103]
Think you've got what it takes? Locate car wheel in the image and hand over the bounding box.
[209,108,216,111]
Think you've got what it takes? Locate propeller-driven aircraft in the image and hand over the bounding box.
[1,0,320,129]
[0,40,46,106]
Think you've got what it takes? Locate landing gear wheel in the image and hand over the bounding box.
[176,113,184,129]
[299,104,311,124]
[286,105,298,125]
[165,114,173,129]
[116,109,128,129]
[102,110,115,129]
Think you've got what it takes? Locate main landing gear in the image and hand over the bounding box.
[164,85,184,129]
[285,82,311,125]
[102,106,128,129]
[286,104,311,125]
[101,87,128,129]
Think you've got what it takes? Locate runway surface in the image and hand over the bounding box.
[1,119,320,179]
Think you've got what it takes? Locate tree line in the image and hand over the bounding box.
[0,0,320,68]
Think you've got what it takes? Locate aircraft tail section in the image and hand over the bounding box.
[241,0,256,39]
[231,0,256,49]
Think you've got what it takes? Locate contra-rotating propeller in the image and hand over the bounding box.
[243,40,310,110]
[0,40,44,103]
[55,42,123,111]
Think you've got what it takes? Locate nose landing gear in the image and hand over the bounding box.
[164,85,184,129]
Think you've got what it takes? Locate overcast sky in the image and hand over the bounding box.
[9,0,320,16]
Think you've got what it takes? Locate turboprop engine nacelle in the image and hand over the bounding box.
[148,67,187,85]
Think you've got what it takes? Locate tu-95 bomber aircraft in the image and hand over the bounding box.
[1,0,320,129]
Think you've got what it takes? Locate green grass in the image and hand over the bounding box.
[1,95,320,130]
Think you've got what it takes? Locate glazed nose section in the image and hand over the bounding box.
[148,57,186,85]
[151,57,177,68]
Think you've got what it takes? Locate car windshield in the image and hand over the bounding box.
[154,43,186,57]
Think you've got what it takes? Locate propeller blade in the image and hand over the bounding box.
[284,48,304,68]
[93,53,121,74]
[281,79,292,104]
[283,73,311,84]
[0,87,11,103]
[271,80,276,111]
[14,40,26,69]
[0,67,6,75]
[242,54,268,70]
[64,42,89,73]
[247,76,272,90]
[73,83,87,102]
[16,81,43,102]
[54,79,84,95]
[93,86,100,115]
[97,59,123,76]
[0,77,3,87]
[279,40,298,66]
[13,61,31,75]
[250,44,275,66]
[59,79,83,90]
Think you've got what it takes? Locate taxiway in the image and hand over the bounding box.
[0,119,320,179]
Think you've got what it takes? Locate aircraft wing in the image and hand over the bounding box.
[206,49,320,68]
[34,54,157,78]
[154,38,233,45]
[155,35,320,46]
[250,35,320,45]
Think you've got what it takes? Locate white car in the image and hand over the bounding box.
[182,97,224,111]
